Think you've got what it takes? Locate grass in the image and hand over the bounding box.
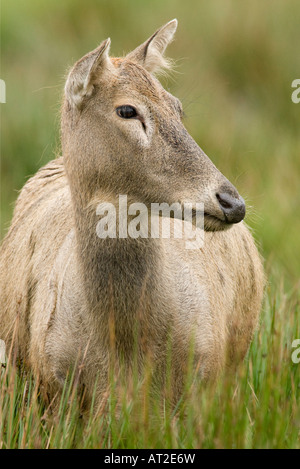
[0,278,299,449]
[1,0,300,449]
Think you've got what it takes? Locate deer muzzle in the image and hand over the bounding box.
[216,192,246,224]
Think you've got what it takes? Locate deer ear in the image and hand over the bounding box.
[126,19,177,74]
[65,38,111,109]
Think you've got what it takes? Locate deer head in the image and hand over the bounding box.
[62,20,245,231]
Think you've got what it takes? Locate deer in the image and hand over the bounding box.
[0,20,264,409]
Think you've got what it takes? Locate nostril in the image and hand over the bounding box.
[216,193,233,210]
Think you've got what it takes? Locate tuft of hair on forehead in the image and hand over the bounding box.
[114,59,161,104]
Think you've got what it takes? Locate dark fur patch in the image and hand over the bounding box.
[218,269,225,286]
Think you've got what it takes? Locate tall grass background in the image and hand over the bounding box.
[0,0,299,448]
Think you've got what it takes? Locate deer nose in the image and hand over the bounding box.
[216,192,246,224]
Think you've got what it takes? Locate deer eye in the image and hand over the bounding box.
[116,105,137,119]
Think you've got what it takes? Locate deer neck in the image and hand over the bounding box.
[71,191,168,331]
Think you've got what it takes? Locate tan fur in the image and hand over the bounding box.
[0,21,264,407]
